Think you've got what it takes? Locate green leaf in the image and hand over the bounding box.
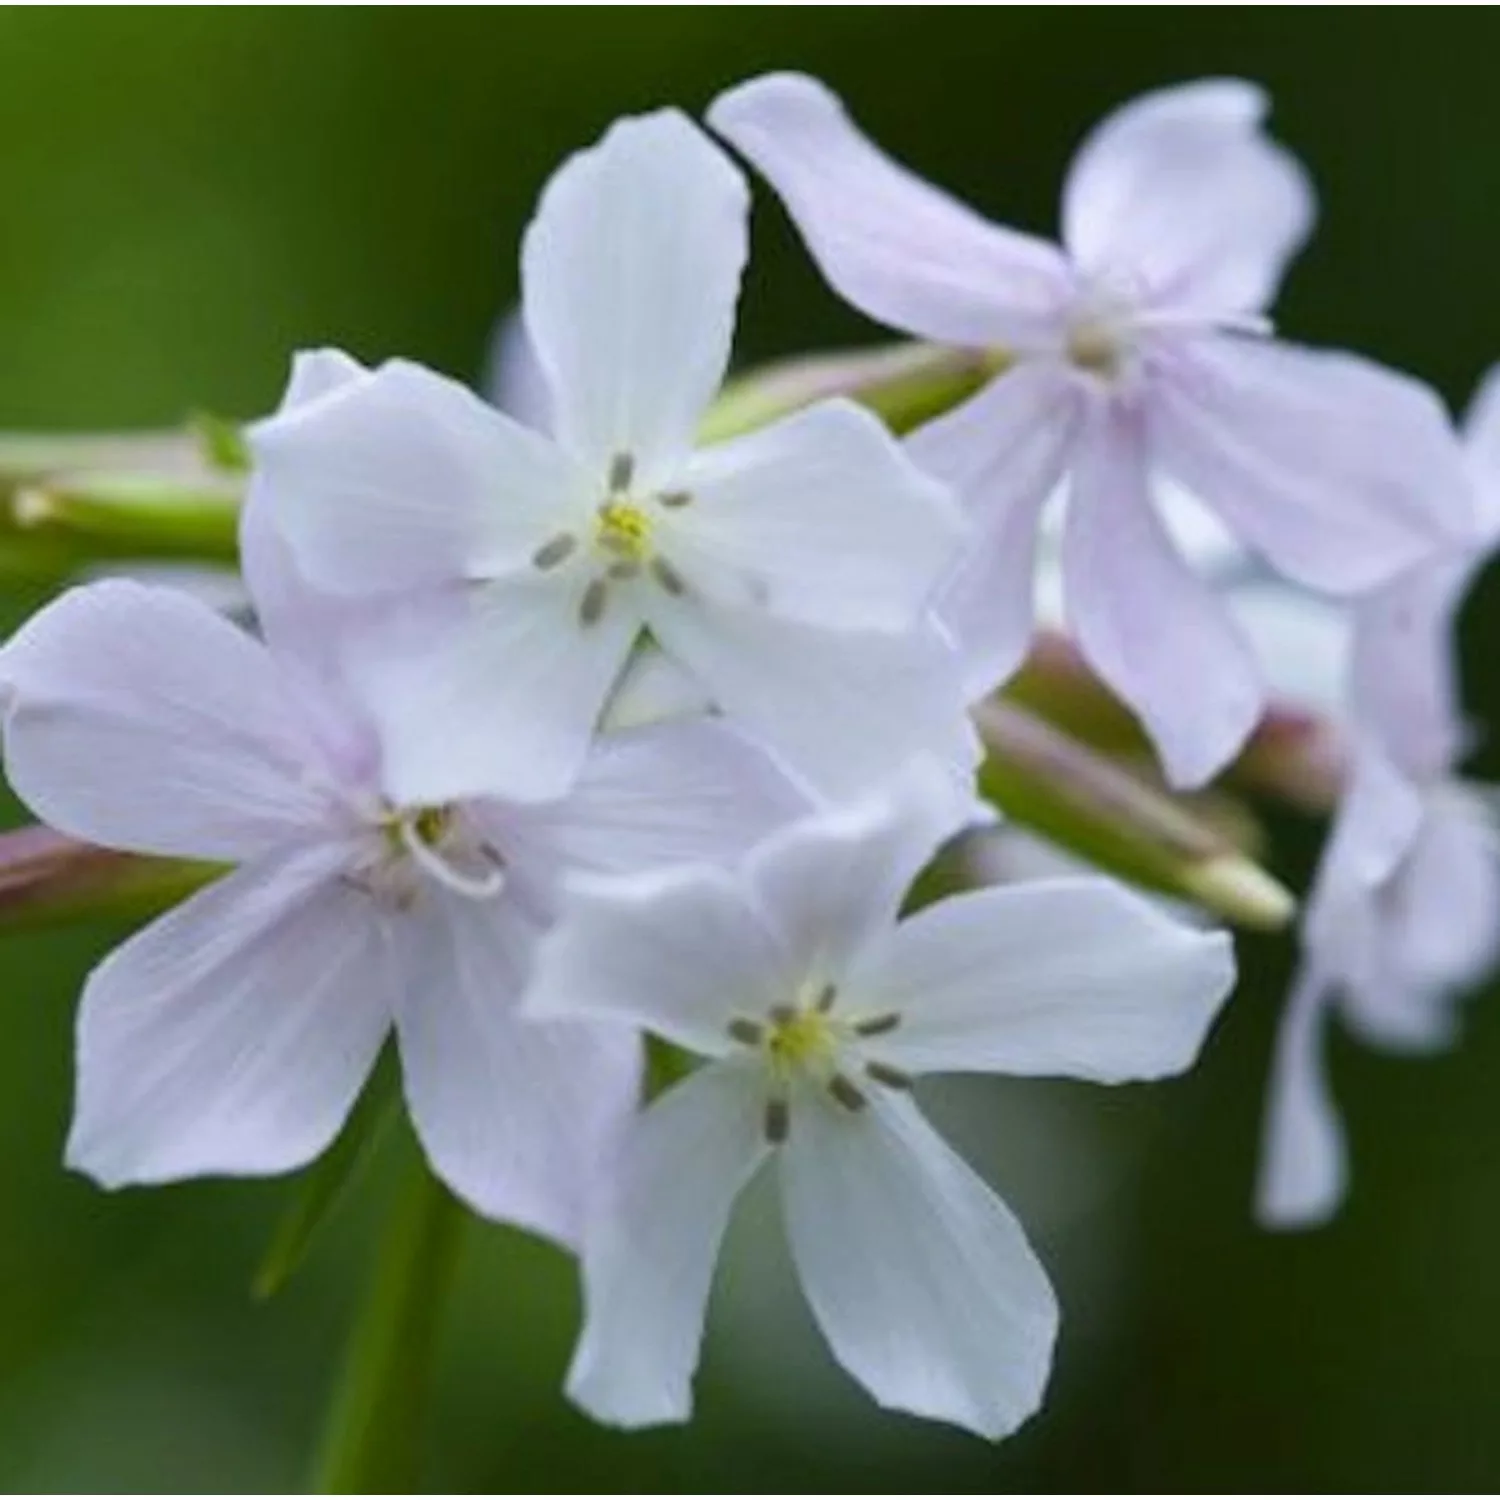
[309,1148,467,1495]
[252,1060,400,1301]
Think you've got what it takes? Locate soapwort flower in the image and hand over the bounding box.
[250,110,973,807]
[1255,369,1500,1228]
[0,567,802,1244]
[709,75,1472,787]
[525,766,1235,1436]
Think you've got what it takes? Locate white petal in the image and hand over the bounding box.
[779,1089,1057,1440]
[848,878,1235,1080]
[709,73,1070,347]
[599,645,713,733]
[0,580,329,861]
[1350,555,1473,777]
[746,763,968,984]
[1462,361,1500,536]
[911,366,1082,698]
[67,844,390,1188]
[566,1061,770,1428]
[347,572,640,806]
[504,717,807,898]
[249,358,581,596]
[524,863,794,1058]
[1153,337,1473,592]
[1385,791,1500,1003]
[1254,966,1347,1229]
[1062,79,1314,314]
[482,309,555,434]
[1062,405,1263,788]
[522,110,747,485]
[1227,579,1350,717]
[645,593,978,800]
[671,399,962,632]
[392,892,642,1248]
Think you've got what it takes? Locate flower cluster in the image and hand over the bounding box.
[0,74,1492,1445]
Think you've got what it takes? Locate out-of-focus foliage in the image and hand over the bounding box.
[2,10,1500,1491]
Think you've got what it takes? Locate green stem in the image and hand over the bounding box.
[309,1160,466,1495]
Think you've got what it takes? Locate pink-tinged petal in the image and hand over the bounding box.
[1350,556,1474,778]
[503,718,808,899]
[1463,361,1500,536]
[848,878,1234,1081]
[1062,79,1314,313]
[779,1090,1057,1441]
[911,366,1082,699]
[1153,338,1473,592]
[745,763,969,984]
[67,844,389,1188]
[524,863,795,1059]
[671,399,962,632]
[249,358,581,597]
[566,1061,770,1428]
[0,581,330,861]
[709,73,1070,348]
[645,593,977,799]
[1254,966,1347,1230]
[1227,580,1350,717]
[1062,404,1263,788]
[482,310,555,435]
[522,111,747,486]
[392,891,641,1248]
[348,571,640,806]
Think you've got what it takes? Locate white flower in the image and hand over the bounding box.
[1256,368,1500,1229]
[0,569,804,1246]
[709,74,1474,788]
[524,766,1236,1437]
[249,110,973,808]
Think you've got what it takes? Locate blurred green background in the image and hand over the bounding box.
[1,9,1499,1492]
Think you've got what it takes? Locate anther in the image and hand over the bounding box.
[827,1073,868,1112]
[607,559,641,582]
[608,452,634,492]
[578,578,609,627]
[659,489,692,509]
[853,1011,900,1037]
[814,983,837,1013]
[763,1096,790,1144]
[727,1017,763,1046]
[532,533,577,571]
[865,1060,913,1091]
[650,557,686,596]
[769,1004,797,1026]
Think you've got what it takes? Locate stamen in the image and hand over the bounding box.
[531,533,577,571]
[397,815,505,899]
[827,1073,868,1112]
[769,1004,797,1026]
[763,1096,790,1144]
[579,578,609,627]
[659,489,692,509]
[607,559,641,582]
[650,557,686,596]
[853,1011,901,1037]
[608,452,634,492]
[865,1060,913,1091]
[727,1017,763,1046]
[814,983,837,1013]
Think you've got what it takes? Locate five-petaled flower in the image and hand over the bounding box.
[248,109,975,809]
[0,405,805,1240]
[524,765,1236,1436]
[709,74,1475,788]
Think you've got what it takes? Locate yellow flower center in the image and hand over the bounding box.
[595,500,652,563]
[765,1005,838,1073]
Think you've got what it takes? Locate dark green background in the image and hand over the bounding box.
[0,9,1497,1492]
